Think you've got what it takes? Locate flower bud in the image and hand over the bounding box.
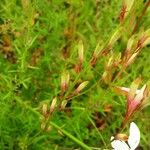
[108,28,122,46]
[102,71,112,84]
[78,40,84,63]
[42,103,48,116]
[136,29,150,49]
[93,42,103,58]
[126,52,138,67]
[75,81,89,93]
[50,97,57,113]
[119,0,135,22]
[126,36,135,51]
[61,100,68,109]
[61,71,70,93]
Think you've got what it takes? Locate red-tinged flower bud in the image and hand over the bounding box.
[114,79,150,123]
[136,36,148,50]
[119,5,127,22]
[74,64,82,73]
[119,0,135,22]
[127,84,149,122]
[127,84,147,117]
[61,71,70,93]
[90,42,103,67]
[90,56,97,67]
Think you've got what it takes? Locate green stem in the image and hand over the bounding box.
[50,121,91,150]
[132,0,150,34]
[112,65,126,83]
[15,97,91,149]
[88,116,107,147]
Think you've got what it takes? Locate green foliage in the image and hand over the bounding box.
[0,0,150,149]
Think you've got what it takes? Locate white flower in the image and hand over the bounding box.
[115,83,149,119]
[111,122,140,150]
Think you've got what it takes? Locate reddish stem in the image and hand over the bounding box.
[132,0,150,34]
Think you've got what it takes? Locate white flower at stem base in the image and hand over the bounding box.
[111,122,140,150]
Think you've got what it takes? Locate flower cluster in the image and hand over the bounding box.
[115,79,150,124]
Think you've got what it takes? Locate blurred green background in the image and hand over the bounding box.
[0,0,150,149]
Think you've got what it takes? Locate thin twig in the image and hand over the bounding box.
[132,0,150,34]
[50,121,91,150]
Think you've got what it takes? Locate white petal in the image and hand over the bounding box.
[128,122,140,149]
[119,87,140,95]
[134,84,146,102]
[111,140,130,150]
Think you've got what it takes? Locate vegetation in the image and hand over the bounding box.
[0,0,150,149]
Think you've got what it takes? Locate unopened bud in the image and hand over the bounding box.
[113,53,121,67]
[136,29,150,49]
[93,42,103,58]
[119,0,135,22]
[102,71,112,84]
[108,28,122,46]
[126,35,135,51]
[61,71,70,93]
[119,5,127,22]
[61,100,68,109]
[76,81,89,93]
[74,64,82,73]
[42,103,48,116]
[126,52,138,66]
[137,83,150,109]
[50,97,57,113]
[136,35,148,50]
[78,40,84,63]
[106,56,113,68]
